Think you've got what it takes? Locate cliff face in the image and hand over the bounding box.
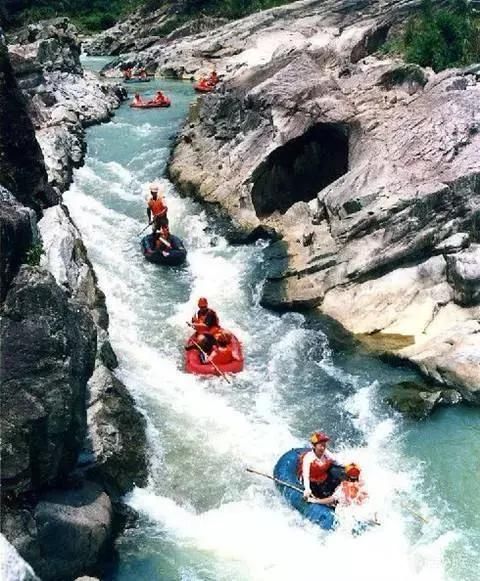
[0,34,57,212]
[157,0,479,404]
[0,21,147,580]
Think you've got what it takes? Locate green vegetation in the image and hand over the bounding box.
[384,0,480,72]
[7,0,295,33]
[25,242,44,266]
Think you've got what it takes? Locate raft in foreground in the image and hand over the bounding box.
[141,234,187,266]
[273,448,336,530]
[185,332,244,375]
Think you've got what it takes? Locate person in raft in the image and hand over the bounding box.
[299,431,344,501]
[139,67,147,79]
[123,67,133,80]
[146,184,168,230]
[207,330,237,366]
[150,226,172,256]
[132,92,144,106]
[150,90,167,104]
[188,297,220,355]
[309,463,368,506]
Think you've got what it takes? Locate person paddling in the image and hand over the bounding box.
[308,463,368,506]
[206,331,237,366]
[132,92,144,106]
[298,432,344,501]
[146,184,168,229]
[155,225,172,256]
[151,90,167,105]
[187,297,220,355]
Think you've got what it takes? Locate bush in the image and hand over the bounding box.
[25,242,44,266]
[402,0,480,72]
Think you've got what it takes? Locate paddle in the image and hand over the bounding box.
[245,467,304,494]
[137,221,153,237]
[186,322,232,384]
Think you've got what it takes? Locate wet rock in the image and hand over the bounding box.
[385,381,460,419]
[86,366,148,498]
[0,267,96,494]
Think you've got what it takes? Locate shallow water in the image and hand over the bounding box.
[61,66,479,581]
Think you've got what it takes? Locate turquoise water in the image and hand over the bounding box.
[63,66,479,581]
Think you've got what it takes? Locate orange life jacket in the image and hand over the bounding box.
[297,452,332,483]
[210,345,234,365]
[148,198,167,216]
[338,481,368,505]
[192,309,220,336]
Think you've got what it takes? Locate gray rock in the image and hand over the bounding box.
[162,0,480,396]
[0,37,57,211]
[0,187,36,301]
[446,245,480,306]
[0,267,96,494]
[86,366,148,498]
[2,481,112,581]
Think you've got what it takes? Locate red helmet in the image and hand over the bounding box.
[345,463,361,478]
[310,431,330,445]
[198,297,208,307]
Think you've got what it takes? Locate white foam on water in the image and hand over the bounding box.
[0,535,38,581]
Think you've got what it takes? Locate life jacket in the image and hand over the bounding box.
[192,309,220,336]
[297,451,333,483]
[148,198,167,216]
[210,345,234,365]
[338,481,368,505]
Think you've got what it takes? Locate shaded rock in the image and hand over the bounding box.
[0,36,57,211]
[446,245,480,306]
[0,267,96,494]
[435,232,469,254]
[0,186,36,301]
[86,366,148,498]
[385,381,461,419]
[2,481,112,581]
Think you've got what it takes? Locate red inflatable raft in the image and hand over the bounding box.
[194,81,214,93]
[185,332,244,375]
[130,98,171,108]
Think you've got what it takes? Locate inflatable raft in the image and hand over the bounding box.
[185,332,244,375]
[124,77,151,83]
[194,81,214,93]
[141,234,187,266]
[273,448,336,530]
[130,98,171,109]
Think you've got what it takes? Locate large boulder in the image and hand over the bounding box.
[1,481,112,581]
[0,267,96,494]
[86,365,148,498]
[446,245,480,307]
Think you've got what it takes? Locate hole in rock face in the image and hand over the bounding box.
[250,123,349,217]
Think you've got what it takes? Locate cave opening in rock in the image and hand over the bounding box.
[250,123,349,217]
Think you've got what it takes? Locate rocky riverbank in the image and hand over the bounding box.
[1,20,147,580]
[95,0,480,412]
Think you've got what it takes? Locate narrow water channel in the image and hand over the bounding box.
[63,66,479,581]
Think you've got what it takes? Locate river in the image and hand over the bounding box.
[60,64,479,581]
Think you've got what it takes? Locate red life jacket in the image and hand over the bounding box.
[192,309,220,336]
[338,481,368,505]
[148,198,167,216]
[297,451,332,483]
[210,345,234,365]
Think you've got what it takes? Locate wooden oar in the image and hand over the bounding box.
[137,221,153,237]
[186,322,231,384]
[246,467,304,494]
